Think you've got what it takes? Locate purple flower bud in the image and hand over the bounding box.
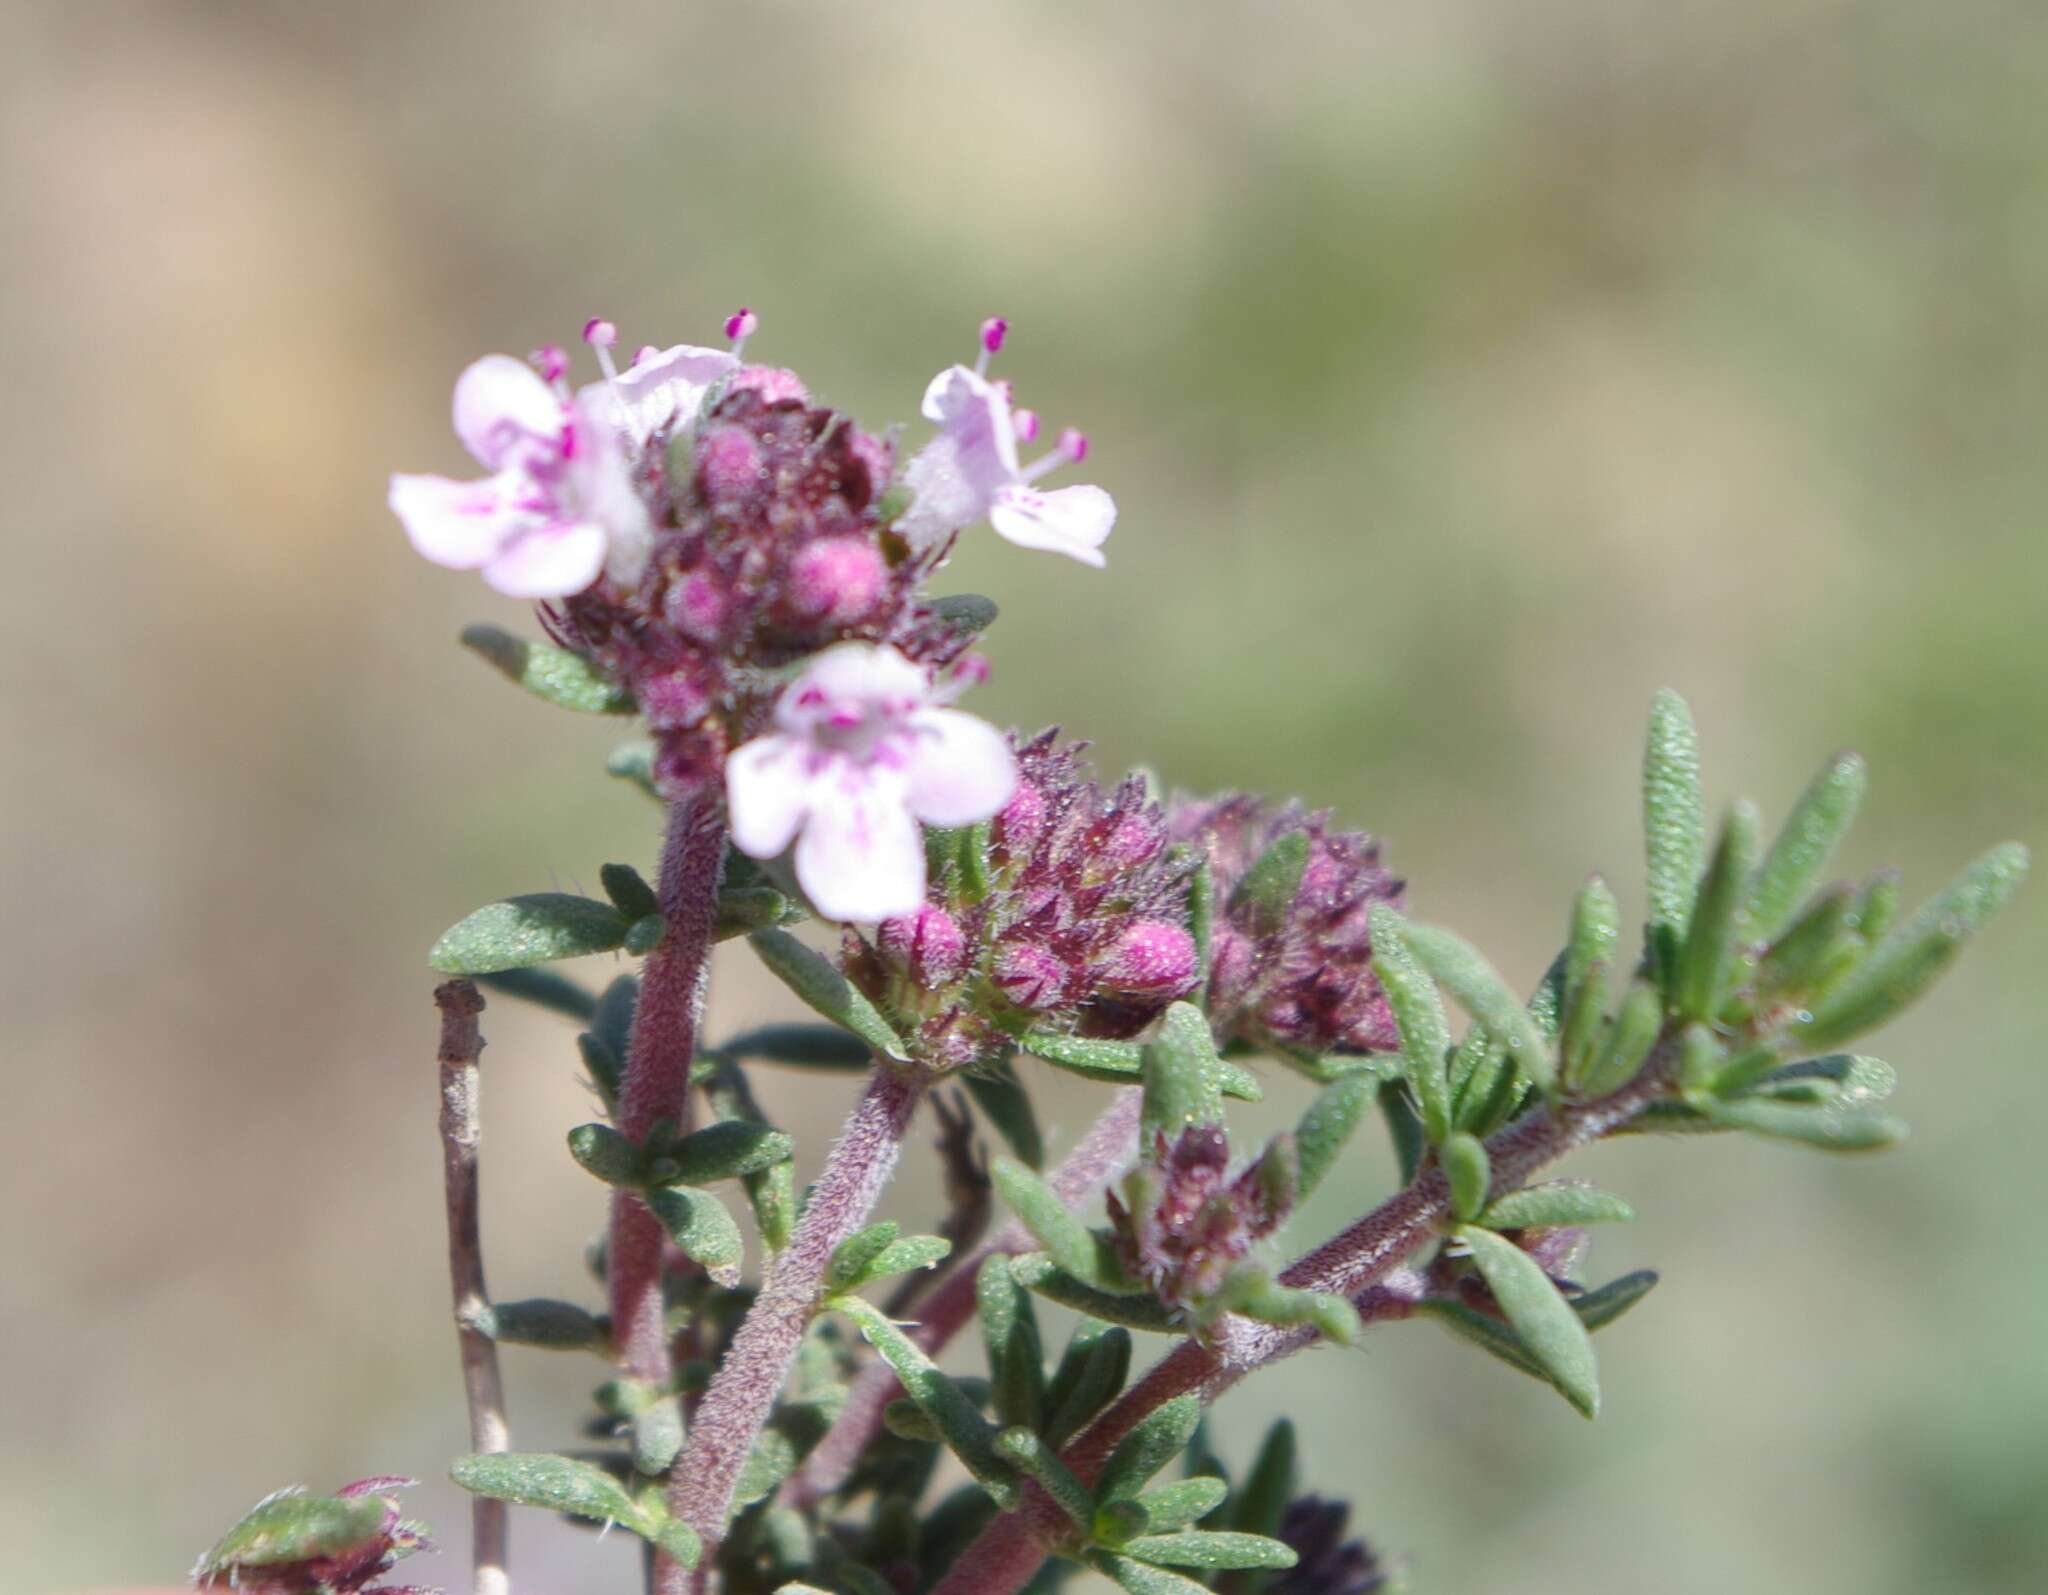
[786,536,889,626]
[994,778,1049,856]
[1099,919,1198,992]
[877,904,967,988]
[663,570,730,644]
[635,667,713,731]
[732,364,809,403]
[696,424,763,499]
[1270,1496,1390,1595]
[1108,1123,1294,1311]
[994,941,1070,1011]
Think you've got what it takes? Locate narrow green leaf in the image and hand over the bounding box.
[646,1186,744,1285]
[1403,922,1554,1094]
[844,1235,953,1289]
[600,863,660,922]
[1134,1476,1231,1537]
[450,1451,649,1530]
[927,592,1000,642]
[1676,802,1760,1023]
[716,886,796,941]
[1443,1132,1490,1223]
[1099,1395,1204,1503]
[1560,965,1612,1090]
[826,1222,902,1293]
[1230,831,1309,938]
[1229,1418,1295,1538]
[1219,1271,1361,1348]
[1695,1094,1907,1151]
[431,894,630,974]
[1746,752,1866,939]
[717,1023,873,1071]
[195,1492,389,1575]
[977,1256,1046,1430]
[1789,843,2029,1054]
[883,1399,943,1442]
[1854,869,1901,943]
[663,1120,795,1185]
[1120,1532,1298,1571]
[1412,1296,1551,1382]
[992,1158,1131,1289]
[1093,1552,1214,1595]
[993,1428,1092,1530]
[606,740,660,801]
[1216,1059,1264,1102]
[474,967,597,1021]
[748,929,905,1060]
[1012,1254,1180,1331]
[965,1059,1045,1169]
[1753,885,1855,1000]
[1018,1031,1142,1082]
[1187,859,1215,1007]
[655,1521,702,1568]
[482,1298,608,1352]
[632,1395,684,1475]
[1574,1269,1659,1331]
[1140,1003,1226,1145]
[1370,907,1451,1143]
[1643,688,1707,935]
[460,624,634,714]
[831,1295,1017,1508]
[1578,978,1662,1098]
[567,1123,644,1187]
[1379,1079,1425,1184]
[1044,1321,1133,1450]
[1457,1225,1600,1417]
[1481,1182,1635,1229]
[1293,1076,1376,1202]
[1564,876,1621,1008]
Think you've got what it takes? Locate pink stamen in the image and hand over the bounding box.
[582,318,618,349]
[1013,408,1041,443]
[531,344,569,383]
[1059,426,1090,464]
[725,307,759,341]
[975,315,1009,377]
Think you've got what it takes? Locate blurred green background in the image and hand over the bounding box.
[6,3,2045,1592]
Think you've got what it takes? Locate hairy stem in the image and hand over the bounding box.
[933,1062,1675,1595]
[779,1087,1144,1512]
[435,979,509,1595]
[609,788,728,1391]
[670,1061,929,1574]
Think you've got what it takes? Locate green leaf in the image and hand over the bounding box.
[474,967,597,1022]
[966,1059,1046,1169]
[1219,1271,1361,1347]
[1012,1254,1180,1332]
[1443,1132,1490,1223]
[883,1399,943,1442]
[1480,1182,1636,1229]
[632,1395,684,1475]
[1187,859,1215,1006]
[431,894,630,974]
[1788,842,2029,1054]
[928,592,1000,643]
[1229,1418,1295,1538]
[857,1234,954,1285]
[1694,1094,1907,1151]
[717,1023,874,1071]
[1379,1079,1425,1185]
[567,1123,645,1186]
[1120,1532,1298,1571]
[460,624,635,714]
[646,1186,744,1285]
[748,929,905,1060]
[1753,885,1856,1001]
[1643,688,1707,936]
[1675,802,1760,1023]
[481,1298,608,1352]
[662,1120,795,1185]
[1094,1552,1215,1595]
[450,1451,652,1532]
[1215,1059,1264,1102]
[826,1222,903,1293]
[831,1295,1017,1508]
[1099,1394,1204,1503]
[1574,1269,1660,1331]
[1133,1476,1230,1537]
[1578,978,1661,1098]
[1457,1225,1599,1417]
[1019,1030,1145,1082]
[195,1492,390,1575]
[656,1522,703,1568]
[1402,922,1554,1095]
[993,1428,1092,1530]
[992,1158,1133,1290]
[1369,907,1451,1144]
[716,886,797,941]
[1293,1076,1376,1202]
[1745,752,1866,940]
[978,1256,1046,1429]
[1140,1003,1226,1146]
[607,739,660,800]
[1044,1321,1133,1450]
[600,863,661,922]
[594,974,638,1065]
[1564,876,1621,1010]
[1230,830,1309,938]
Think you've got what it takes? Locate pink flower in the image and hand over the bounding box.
[389,341,735,598]
[896,327,1116,566]
[725,643,1017,923]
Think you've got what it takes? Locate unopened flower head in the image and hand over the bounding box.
[724,642,1016,924]
[1268,1496,1392,1595]
[1106,1124,1295,1312]
[1170,794,1404,1056]
[840,731,1197,1073]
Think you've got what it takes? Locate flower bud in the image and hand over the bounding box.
[877,904,967,988]
[993,941,1069,1011]
[1098,919,1198,992]
[696,424,763,500]
[786,536,889,626]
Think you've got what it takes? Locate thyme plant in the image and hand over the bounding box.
[190,310,2025,1595]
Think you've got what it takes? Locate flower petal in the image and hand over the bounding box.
[775,643,930,734]
[904,709,1018,827]
[725,733,817,860]
[480,520,608,598]
[388,471,521,569]
[988,483,1116,567]
[588,344,738,440]
[453,355,564,470]
[564,389,656,587]
[794,768,926,923]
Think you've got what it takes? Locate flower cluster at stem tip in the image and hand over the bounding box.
[390,312,1116,922]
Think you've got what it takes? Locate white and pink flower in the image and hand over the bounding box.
[896,320,1117,567]
[724,643,1017,923]
[388,332,736,598]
